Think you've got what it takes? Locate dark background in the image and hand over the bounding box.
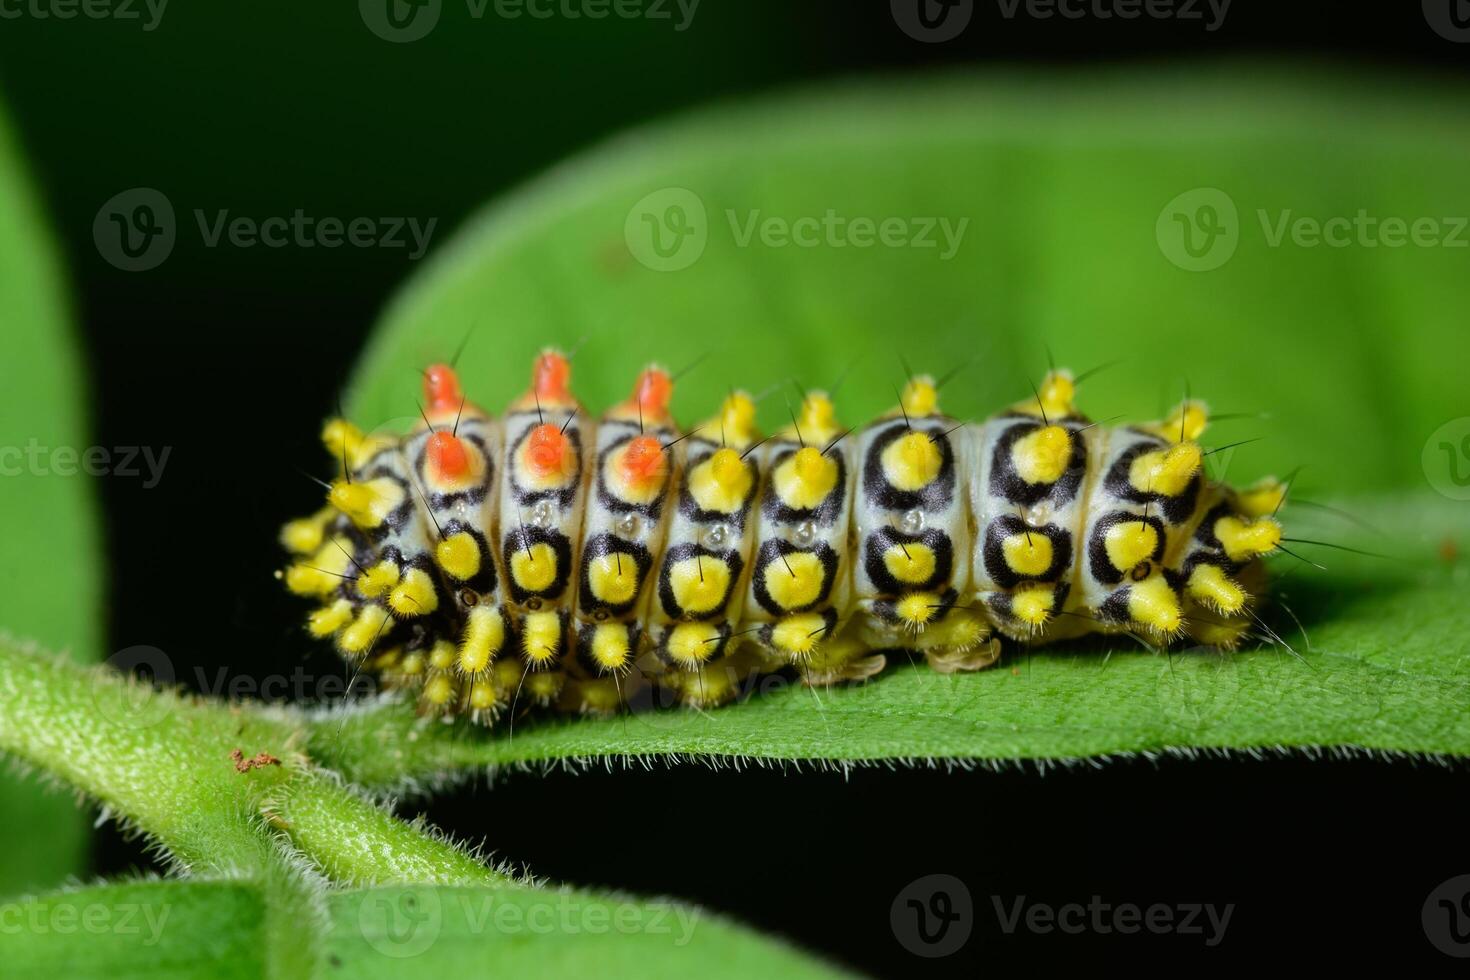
[1,1,1466,974]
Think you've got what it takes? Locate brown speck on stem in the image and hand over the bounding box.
[230,748,282,773]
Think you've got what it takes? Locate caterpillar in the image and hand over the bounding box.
[279,349,1287,723]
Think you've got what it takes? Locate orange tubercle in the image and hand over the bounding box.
[533,349,573,404]
[423,363,464,414]
[426,431,470,481]
[619,435,666,487]
[609,366,673,425]
[526,423,571,478]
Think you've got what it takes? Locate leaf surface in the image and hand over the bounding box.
[0,91,102,895]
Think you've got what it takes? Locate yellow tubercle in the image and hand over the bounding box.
[524,670,564,703]
[883,541,937,585]
[307,599,354,638]
[771,613,828,658]
[1011,583,1056,626]
[1237,476,1286,518]
[688,447,754,513]
[587,551,641,606]
[915,609,989,650]
[773,446,838,510]
[521,612,562,665]
[880,430,942,491]
[1214,514,1282,562]
[283,536,355,597]
[509,542,559,594]
[428,640,456,671]
[328,477,404,530]
[338,604,393,655]
[899,375,939,418]
[1186,615,1251,650]
[280,507,333,555]
[668,555,733,615]
[780,391,841,445]
[762,550,825,610]
[321,418,396,472]
[1186,563,1247,614]
[700,390,760,451]
[457,605,504,674]
[1128,441,1202,498]
[572,677,625,714]
[1002,532,1053,577]
[1011,370,1077,420]
[1012,425,1071,485]
[435,532,481,581]
[421,673,457,707]
[355,559,400,599]
[467,679,499,712]
[588,624,632,672]
[894,591,940,629]
[1145,399,1210,444]
[1103,520,1159,574]
[666,622,721,668]
[1126,576,1183,637]
[388,567,439,617]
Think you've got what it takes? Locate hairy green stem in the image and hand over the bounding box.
[268,776,506,886]
[0,637,504,891]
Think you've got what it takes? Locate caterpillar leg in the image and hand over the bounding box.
[799,619,886,686]
[657,646,760,708]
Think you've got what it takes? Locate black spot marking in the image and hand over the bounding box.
[656,541,744,620]
[862,526,953,594]
[860,420,956,512]
[982,514,1072,589]
[987,420,1086,507]
[1087,511,1166,586]
[750,539,839,616]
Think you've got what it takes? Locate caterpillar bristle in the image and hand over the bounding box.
[280,352,1289,727]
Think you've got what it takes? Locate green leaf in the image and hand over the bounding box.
[348,67,1469,496]
[3,879,845,980]
[313,495,1468,773]
[0,91,102,894]
[320,69,1470,771]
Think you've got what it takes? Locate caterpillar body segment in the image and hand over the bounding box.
[647,390,765,698]
[852,375,991,674]
[281,350,1283,725]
